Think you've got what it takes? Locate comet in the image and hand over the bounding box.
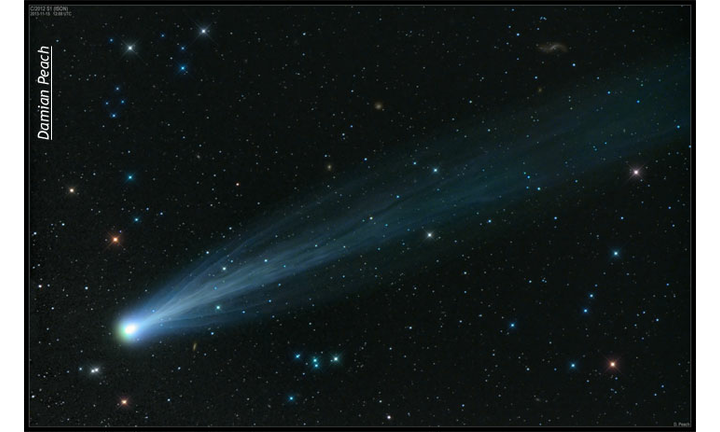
[116,55,689,343]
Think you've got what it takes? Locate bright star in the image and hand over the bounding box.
[127,45,134,52]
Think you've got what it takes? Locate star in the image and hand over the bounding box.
[112,236,119,243]
[68,187,75,193]
[127,45,134,52]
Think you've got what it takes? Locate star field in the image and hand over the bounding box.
[28,5,692,428]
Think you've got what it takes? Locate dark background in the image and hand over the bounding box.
[28,5,692,427]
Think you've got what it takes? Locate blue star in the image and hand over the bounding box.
[583,308,588,314]
[288,395,294,401]
[111,113,117,118]
[133,217,140,223]
[179,65,187,72]
[570,363,576,369]
[294,353,301,359]
[127,174,133,180]
[613,250,619,257]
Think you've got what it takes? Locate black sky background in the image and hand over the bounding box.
[28,5,692,427]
